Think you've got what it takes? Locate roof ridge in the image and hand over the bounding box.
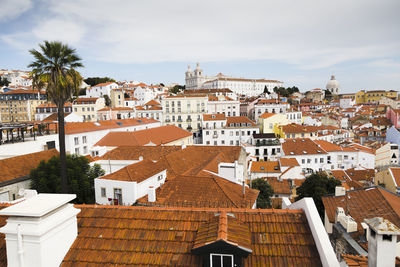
[213,176,240,208]
[279,166,293,178]
[217,211,228,241]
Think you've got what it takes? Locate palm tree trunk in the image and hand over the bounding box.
[57,103,69,193]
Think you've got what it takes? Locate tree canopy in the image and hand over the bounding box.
[84,77,116,87]
[273,86,299,97]
[103,95,111,106]
[250,178,274,208]
[30,155,105,204]
[295,173,341,217]
[0,77,10,86]
[28,40,84,193]
[169,84,185,94]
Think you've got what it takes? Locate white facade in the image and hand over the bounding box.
[66,120,161,156]
[376,142,399,169]
[133,86,158,106]
[86,82,118,98]
[94,169,167,205]
[286,111,302,124]
[207,97,240,117]
[254,100,290,121]
[339,98,355,109]
[185,63,283,96]
[1,71,32,87]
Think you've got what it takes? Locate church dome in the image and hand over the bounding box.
[326,75,339,90]
[326,75,339,94]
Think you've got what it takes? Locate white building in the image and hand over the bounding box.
[242,133,282,161]
[202,115,259,146]
[254,99,290,121]
[136,100,163,121]
[95,159,167,205]
[185,63,283,96]
[86,82,119,98]
[1,70,32,87]
[326,75,340,95]
[207,95,240,116]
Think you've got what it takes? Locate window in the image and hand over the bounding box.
[101,187,106,197]
[113,188,122,205]
[206,131,209,135]
[230,141,233,145]
[83,146,88,154]
[210,254,233,267]
[74,137,79,145]
[307,159,311,163]
[221,140,225,144]
[82,136,87,143]
[74,147,80,155]
[158,175,163,181]
[320,158,324,163]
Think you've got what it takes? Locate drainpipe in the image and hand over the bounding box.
[17,224,24,267]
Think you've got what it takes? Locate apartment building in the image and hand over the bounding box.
[254,99,290,120]
[162,94,208,132]
[207,95,240,116]
[72,97,105,122]
[35,102,72,121]
[202,115,259,146]
[0,90,47,122]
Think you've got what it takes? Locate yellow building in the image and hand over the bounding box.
[72,97,106,122]
[0,90,47,122]
[110,89,125,108]
[355,90,398,104]
[375,167,400,194]
[275,123,318,139]
[258,113,289,134]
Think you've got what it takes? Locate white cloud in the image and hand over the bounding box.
[0,0,32,22]
[2,0,400,71]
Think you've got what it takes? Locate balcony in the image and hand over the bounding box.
[255,140,280,146]
[177,118,182,122]
[213,134,218,138]
[186,118,192,122]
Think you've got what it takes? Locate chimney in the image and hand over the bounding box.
[364,217,400,267]
[148,186,156,202]
[0,193,80,267]
[335,186,346,196]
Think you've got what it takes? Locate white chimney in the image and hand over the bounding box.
[335,186,346,196]
[364,217,400,267]
[0,193,80,267]
[148,186,156,202]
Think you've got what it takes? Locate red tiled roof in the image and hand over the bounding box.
[390,167,400,187]
[99,159,166,182]
[93,82,115,87]
[250,161,280,173]
[282,138,327,155]
[94,125,192,146]
[143,99,161,106]
[98,146,182,161]
[226,116,256,126]
[98,107,132,111]
[137,173,259,208]
[259,112,277,119]
[60,205,321,266]
[279,158,299,167]
[203,113,226,121]
[0,149,59,183]
[73,97,98,104]
[266,177,291,195]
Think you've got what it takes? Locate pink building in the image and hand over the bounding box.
[386,108,400,128]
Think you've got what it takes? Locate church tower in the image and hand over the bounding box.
[185,63,204,89]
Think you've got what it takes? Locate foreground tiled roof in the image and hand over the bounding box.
[0,149,59,183]
[94,125,192,146]
[137,173,259,208]
[279,158,299,167]
[266,177,291,195]
[61,205,322,266]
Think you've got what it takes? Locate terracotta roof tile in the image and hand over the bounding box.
[279,158,299,167]
[282,138,327,156]
[250,161,281,173]
[203,113,226,121]
[265,177,291,195]
[259,112,277,119]
[99,159,166,182]
[94,125,192,146]
[226,116,256,126]
[0,149,59,183]
[98,146,182,161]
[60,205,321,266]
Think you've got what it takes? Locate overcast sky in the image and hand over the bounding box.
[1,0,399,93]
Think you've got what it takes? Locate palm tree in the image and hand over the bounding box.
[28,41,83,193]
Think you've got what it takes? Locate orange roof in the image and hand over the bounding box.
[99,159,166,182]
[98,107,132,111]
[166,94,207,98]
[98,146,182,161]
[313,140,355,152]
[282,138,327,155]
[279,158,299,166]
[95,125,192,146]
[281,123,318,134]
[73,97,98,104]
[202,113,226,121]
[62,118,158,135]
[37,102,72,108]
[144,99,161,106]
[265,177,291,195]
[0,149,59,183]
[259,112,277,119]
[226,116,256,126]
[391,168,400,186]
[60,205,321,266]
[257,99,286,104]
[322,187,400,234]
[137,173,259,208]
[250,161,280,173]
[93,82,115,87]
[4,89,46,94]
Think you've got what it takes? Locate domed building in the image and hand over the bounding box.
[326,75,339,95]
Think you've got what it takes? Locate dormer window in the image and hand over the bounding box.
[210,253,233,267]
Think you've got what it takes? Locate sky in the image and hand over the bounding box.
[0,0,399,93]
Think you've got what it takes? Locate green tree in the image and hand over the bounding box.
[0,77,10,86]
[103,95,111,106]
[28,41,84,193]
[169,84,185,94]
[295,173,341,217]
[30,155,105,204]
[250,178,274,208]
[84,77,116,87]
